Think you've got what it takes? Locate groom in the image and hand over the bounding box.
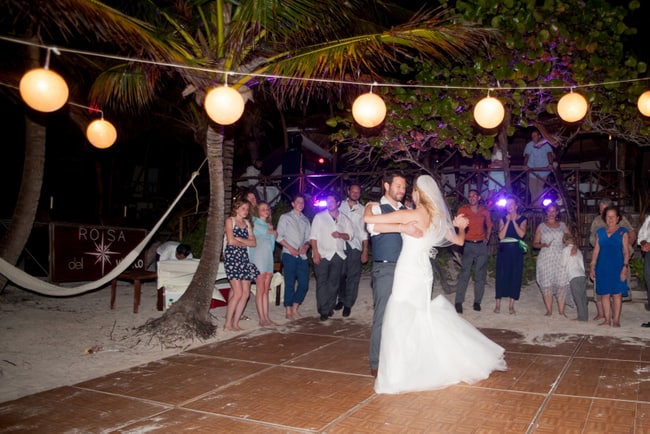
[367,172,422,377]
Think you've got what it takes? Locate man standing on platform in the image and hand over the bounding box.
[523,128,554,207]
[336,182,368,317]
[454,189,493,313]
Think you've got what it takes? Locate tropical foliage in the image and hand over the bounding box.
[330,0,649,174]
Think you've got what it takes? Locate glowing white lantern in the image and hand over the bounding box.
[637,90,650,117]
[86,119,117,149]
[352,92,386,128]
[557,91,588,122]
[473,96,505,129]
[19,68,69,112]
[204,85,245,125]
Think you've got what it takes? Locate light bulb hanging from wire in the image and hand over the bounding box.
[19,48,69,112]
[204,73,245,125]
[473,91,504,129]
[86,116,117,149]
[352,83,386,128]
[557,89,588,122]
[637,90,650,117]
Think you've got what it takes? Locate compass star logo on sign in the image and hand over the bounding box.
[84,232,121,276]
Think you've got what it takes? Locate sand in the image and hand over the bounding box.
[1,271,649,404]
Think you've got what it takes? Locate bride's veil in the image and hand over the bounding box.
[416,175,456,248]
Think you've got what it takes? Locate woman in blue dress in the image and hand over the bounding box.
[224,199,259,331]
[250,201,277,326]
[495,196,528,315]
[589,206,630,327]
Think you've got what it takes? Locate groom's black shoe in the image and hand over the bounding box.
[334,301,344,311]
[473,303,481,312]
[342,307,351,317]
[320,313,329,321]
[455,303,463,314]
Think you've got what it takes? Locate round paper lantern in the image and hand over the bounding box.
[637,90,650,117]
[557,92,588,122]
[352,92,386,128]
[19,67,69,112]
[204,85,245,125]
[86,119,117,149]
[473,96,505,129]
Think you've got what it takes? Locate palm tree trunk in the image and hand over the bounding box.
[139,123,224,342]
[0,44,46,291]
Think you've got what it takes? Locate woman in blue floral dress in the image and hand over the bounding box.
[224,199,259,331]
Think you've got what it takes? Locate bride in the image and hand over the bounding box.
[364,175,507,394]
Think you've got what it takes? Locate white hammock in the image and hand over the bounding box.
[0,170,201,297]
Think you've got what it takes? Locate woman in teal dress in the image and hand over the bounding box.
[589,206,630,327]
[250,201,277,326]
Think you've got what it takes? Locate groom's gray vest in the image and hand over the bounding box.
[370,203,403,263]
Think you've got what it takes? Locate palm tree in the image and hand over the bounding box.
[1,0,494,344]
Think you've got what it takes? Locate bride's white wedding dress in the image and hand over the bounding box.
[375,227,507,394]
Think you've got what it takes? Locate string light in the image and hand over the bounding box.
[2,36,650,127]
[352,83,386,128]
[473,91,505,129]
[86,118,117,149]
[204,74,245,125]
[638,90,650,117]
[557,90,588,123]
[19,47,69,112]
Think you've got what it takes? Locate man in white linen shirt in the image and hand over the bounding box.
[310,191,353,321]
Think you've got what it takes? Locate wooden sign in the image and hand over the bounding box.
[49,223,147,282]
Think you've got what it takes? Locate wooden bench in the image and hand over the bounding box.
[110,270,161,313]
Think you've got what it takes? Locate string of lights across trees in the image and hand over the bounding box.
[4,36,650,150]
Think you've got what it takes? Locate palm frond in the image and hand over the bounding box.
[244,10,497,102]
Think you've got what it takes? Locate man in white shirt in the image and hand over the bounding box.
[336,182,368,317]
[638,214,650,315]
[310,192,353,321]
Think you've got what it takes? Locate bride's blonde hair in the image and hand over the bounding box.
[414,175,455,247]
[413,185,440,224]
